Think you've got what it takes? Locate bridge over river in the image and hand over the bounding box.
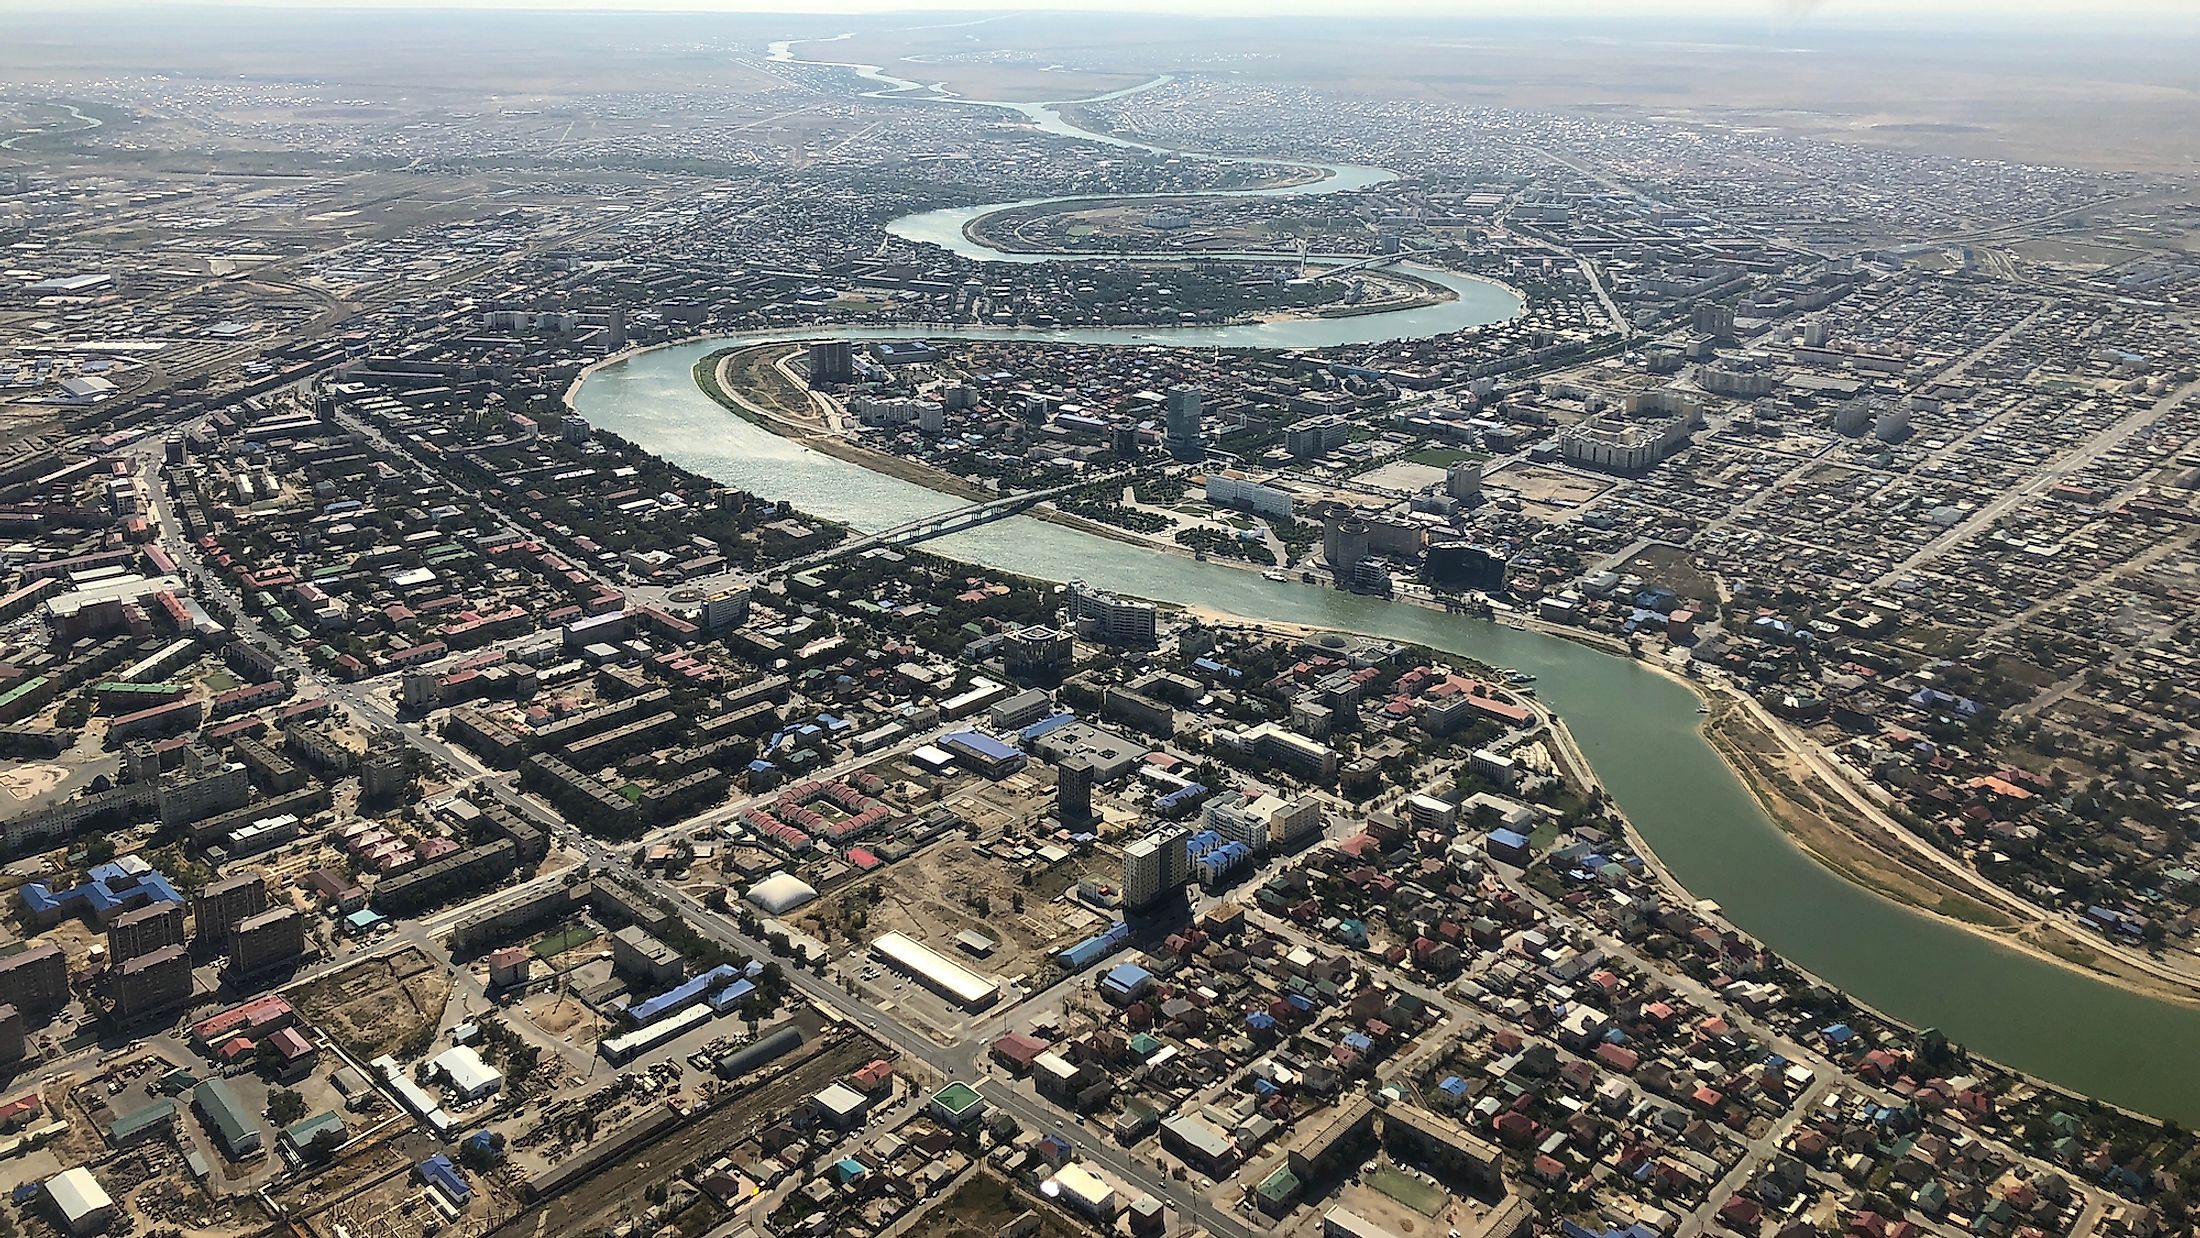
[772,468,1140,575]
[568,41,2200,1121]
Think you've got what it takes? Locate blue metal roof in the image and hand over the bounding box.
[21,862,183,921]
[707,979,758,1012]
[942,729,1019,761]
[629,964,739,1025]
[418,1154,472,1205]
[1100,962,1153,992]
[1018,712,1077,742]
[1057,921,1130,971]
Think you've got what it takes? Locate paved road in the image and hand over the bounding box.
[1872,376,2200,590]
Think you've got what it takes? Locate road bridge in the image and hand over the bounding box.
[769,467,1139,575]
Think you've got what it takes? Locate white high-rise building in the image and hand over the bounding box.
[1445,461,1483,502]
[1067,580,1158,647]
[1123,826,1190,910]
[1203,791,1326,854]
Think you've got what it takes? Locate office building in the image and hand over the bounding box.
[1027,721,1149,782]
[1286,415,1352,460]
[1101,685,1175,738]
[1445,460,1483,502]
[1206,470,1293,519]
[1272,794,1325,846]
[1422,541,1508,593]
[807,340,855,385]
[1324,517,1370,583]
[1226,722,1341,782]
[702,586,752,632]
[990,687,1055,731]
[1057,755,1095,826]
[1163,385,1204,462]
[1558,408,1695,475]
[1203,790,1323,854]
[1003,625,1073,679]
[1110,422,1141,459]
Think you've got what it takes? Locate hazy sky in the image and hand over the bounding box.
[4,0,2195,16]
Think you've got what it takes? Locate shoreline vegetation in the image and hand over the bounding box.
[680,340,2200,1012]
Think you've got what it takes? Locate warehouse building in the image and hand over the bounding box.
[432,1045,504,1102]
[44,1167,115,1235]
[870,931,1000,1010]
[193,1078,262,1158]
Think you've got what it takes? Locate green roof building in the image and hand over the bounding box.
[193,1078,262,1158]
[1255,1165,1301,1217]
[106,1099,177,1147]
[927,1081,986,1127]
[280,1110,347,1161]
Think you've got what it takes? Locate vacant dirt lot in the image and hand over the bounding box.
[295,946,453,1059]
[1483,462,1612,519]
[1610,542,1723,605]
[793,835,1111,983]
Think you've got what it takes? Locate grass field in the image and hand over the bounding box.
[1407,446,1490,468]
[1368,1165,1448,1216]
[533,925,599,959]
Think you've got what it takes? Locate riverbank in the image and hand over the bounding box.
[1547,621,2200,1011]
[1188,610,2173,1125]
[959,208,1456,322]
[1658,660,2200,1008]
[573,337,2200,1119]
[960,184,1328,253]
[560,32,2200,1110]
[668,335,2200,1009]
[1202,573,2200,1010]
[696,347,994,503]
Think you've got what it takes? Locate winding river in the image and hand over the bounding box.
[0,101,102,150]
[572,40,2200,1120]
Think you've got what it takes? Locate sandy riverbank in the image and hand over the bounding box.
[1178,610,2176,1120]
[1633,657,2200,1008]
